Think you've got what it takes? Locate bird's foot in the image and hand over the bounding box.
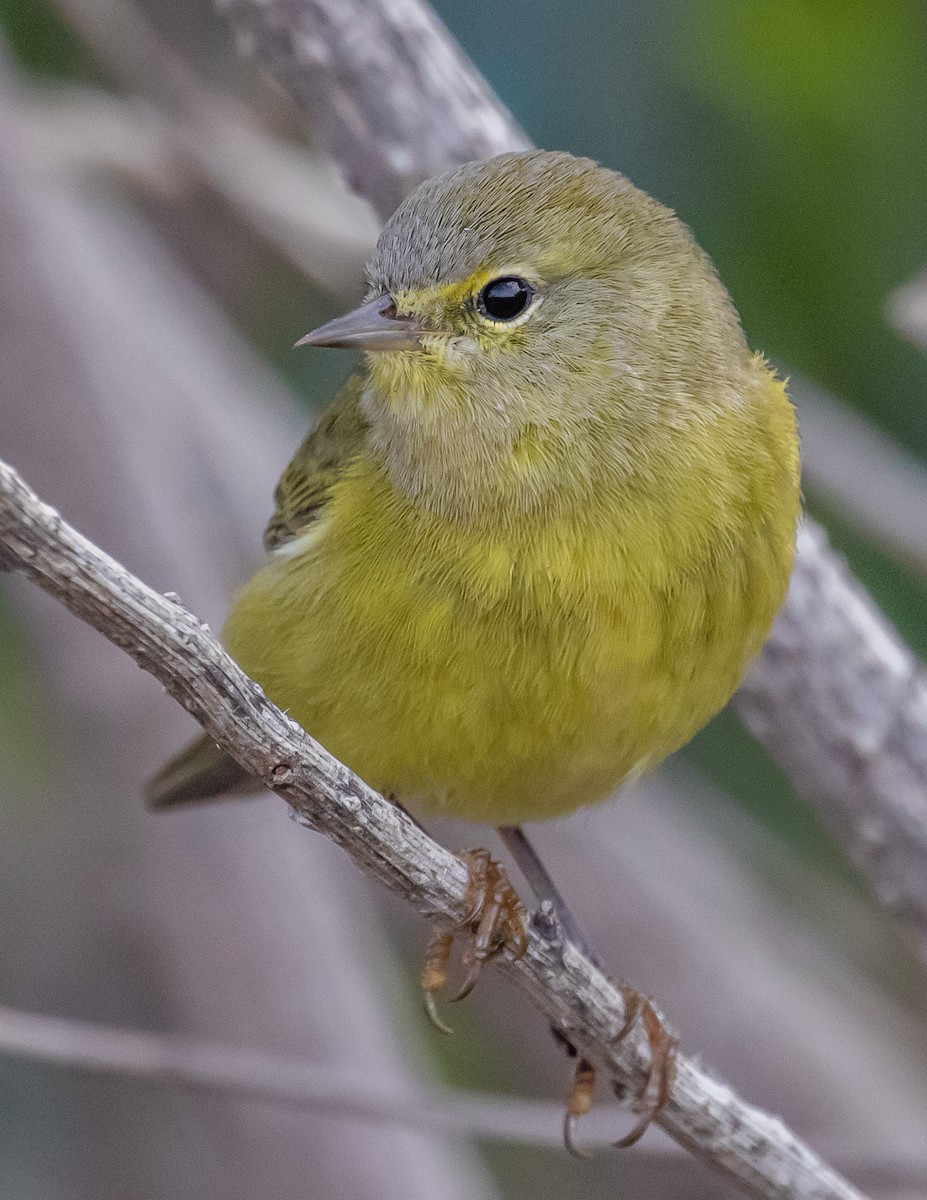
[560,983,678,1157]
[610,986,678,1148]
[422,848,529,1034]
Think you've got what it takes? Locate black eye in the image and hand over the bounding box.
[477,276,535,322]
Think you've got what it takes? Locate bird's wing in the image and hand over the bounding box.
[146,371,369,811]
[263,370,368,552]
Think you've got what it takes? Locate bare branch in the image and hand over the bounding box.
[735,523,927,955]
[2,1001,926,1188]
[0,1001,585,1148]
[0,459,869,1200]
[216,0,530,217]
[21,85,374,295]
[213,0,927,968]
[794,377,927,578]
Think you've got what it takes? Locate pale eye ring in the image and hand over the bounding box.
[477,276,535,322]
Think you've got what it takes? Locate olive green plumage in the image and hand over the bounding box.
[146,150,800,821]
[262,375,367,552]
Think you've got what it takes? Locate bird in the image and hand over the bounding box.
[146,149,800,1147]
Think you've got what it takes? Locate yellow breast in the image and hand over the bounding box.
[223,375,798,824]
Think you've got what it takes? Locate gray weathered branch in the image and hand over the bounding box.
[793,377,927,579]
[0,1001,600,1149]
[214,0,927,967]
[735,523,927,954]
[2,1000,926,1185]
[0,458,869,1200]
[216,0,530,215]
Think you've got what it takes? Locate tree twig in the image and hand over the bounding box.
[0,458,870,1200]
[20,84,374,296]
[734,523,927,957]
[0,1001,594,1148]
[214,0,927,971]
[792,376,927,579]
[2,1001,925,1187]
[216,0,530,216]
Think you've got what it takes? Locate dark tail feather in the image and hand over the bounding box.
[145,732,259,809]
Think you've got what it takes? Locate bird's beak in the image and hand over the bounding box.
[295,294,426,352]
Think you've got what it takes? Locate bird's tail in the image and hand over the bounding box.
[144,732,258,810]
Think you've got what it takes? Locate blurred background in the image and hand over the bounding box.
[2,0,927,1197]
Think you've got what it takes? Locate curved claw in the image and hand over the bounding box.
[562,1055,596,1159]
[423,988,454,1035]
[612,1105,655,1150]
[450,957,485,1003]
[615,984,647,1043]
[422,927,455,1031]
[611,998,678,1148]
[563,1109,593,1160]
[509,920,530,962]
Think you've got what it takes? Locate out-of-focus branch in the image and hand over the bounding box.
[793,377,927,578]
[216,0,530,215]
[2,1001,926,1187]
[42,0,379,294]
[735,523,927,953]
[0,1002,586,1148]
[21,86,374,295]
[887,268,927,353]
[214,0,927,967]
[0,458,867,1200]
[56,0,523,228]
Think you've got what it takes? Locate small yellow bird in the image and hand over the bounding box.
[150,148,798,821]
[148,150,799,1129]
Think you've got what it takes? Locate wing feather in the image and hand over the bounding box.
[146,372,369,809]
[263,371,368,552]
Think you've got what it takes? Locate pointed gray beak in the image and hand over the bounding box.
[295,294,426,352]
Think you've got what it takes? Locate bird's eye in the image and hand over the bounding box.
[477,276,535,322]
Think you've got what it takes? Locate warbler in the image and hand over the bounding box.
[148,149,799,825]
[147,151,799,1139]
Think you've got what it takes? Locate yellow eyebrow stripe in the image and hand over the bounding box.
[393,266,537,313]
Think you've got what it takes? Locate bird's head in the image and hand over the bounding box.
[299,150,753,513]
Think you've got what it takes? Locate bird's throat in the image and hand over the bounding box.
[362,374,543,522]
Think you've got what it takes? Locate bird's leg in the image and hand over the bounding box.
[496,825,603,965]
[421,848,528,1034]
[497,825,606,1156]
[497,825,677,1154]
